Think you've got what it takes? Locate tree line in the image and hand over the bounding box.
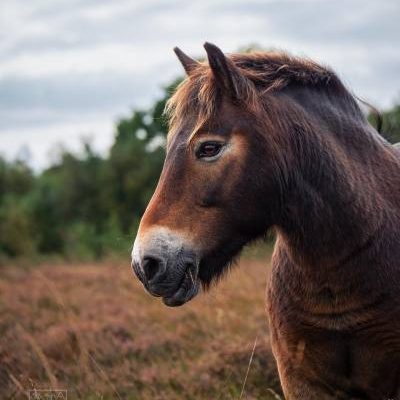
[0,76,399,262]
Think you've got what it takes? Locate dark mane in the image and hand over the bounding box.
[165,51,358,144]
[230,52,336,90]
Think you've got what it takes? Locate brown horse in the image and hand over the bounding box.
[132,43,400,399]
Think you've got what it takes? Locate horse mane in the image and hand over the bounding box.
[165,51,354,143]
[229,51,336,90]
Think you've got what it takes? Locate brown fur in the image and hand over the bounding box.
[136,44,400,399]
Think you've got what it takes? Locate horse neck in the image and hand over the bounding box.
[273,87,399,269]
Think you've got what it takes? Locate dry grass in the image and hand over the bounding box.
[0,248,282,399]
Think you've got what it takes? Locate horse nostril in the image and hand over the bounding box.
[142,256,163,283]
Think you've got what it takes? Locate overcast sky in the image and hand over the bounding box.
[1,0,399,169]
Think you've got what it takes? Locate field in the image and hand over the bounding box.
[0,247,282,400]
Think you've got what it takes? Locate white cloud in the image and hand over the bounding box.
[0,43,168,78]
[0,115,115,170]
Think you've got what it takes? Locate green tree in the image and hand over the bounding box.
[105,79,180,234]
[382,104,400,143]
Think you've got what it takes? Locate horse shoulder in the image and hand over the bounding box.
[267,235,400,398]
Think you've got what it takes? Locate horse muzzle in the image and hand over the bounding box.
[131,227,200,307]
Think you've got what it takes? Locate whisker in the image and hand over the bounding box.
[188,269,195,285]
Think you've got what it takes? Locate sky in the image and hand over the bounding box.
[1,0,399,169]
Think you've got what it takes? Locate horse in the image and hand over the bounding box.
[131,43,400,399]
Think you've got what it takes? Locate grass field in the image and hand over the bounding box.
[0,247,282,399]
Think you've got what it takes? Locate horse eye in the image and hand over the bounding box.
[196,142,223,159]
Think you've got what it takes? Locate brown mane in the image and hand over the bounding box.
[165,51,344,144]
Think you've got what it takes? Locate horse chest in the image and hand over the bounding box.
[268,316,400,399]
[267,257,400,398]
[267,275,361,375]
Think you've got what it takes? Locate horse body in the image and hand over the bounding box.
[265,87,400,399]
[132,43,400,399]
[269,238,400,399]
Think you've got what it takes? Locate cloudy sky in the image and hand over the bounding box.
[1,0,399,169]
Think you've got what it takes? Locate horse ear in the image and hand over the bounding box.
[203,42,240,101]
[173,47,199,75]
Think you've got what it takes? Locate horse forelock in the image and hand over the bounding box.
[164,50,341,147]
